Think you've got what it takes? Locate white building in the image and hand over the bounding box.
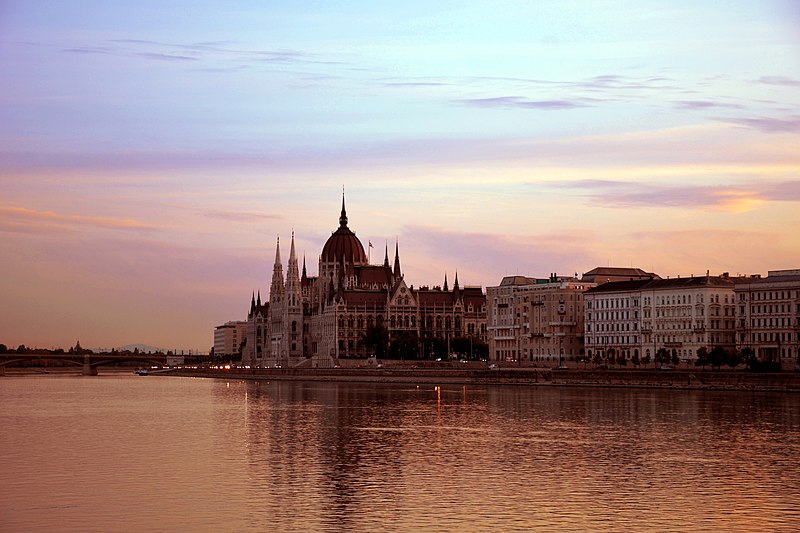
[734,269,800,367]
[214,320,249,357]
[585,274,743,364]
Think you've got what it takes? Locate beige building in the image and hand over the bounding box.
[734,269,800,367]
[214,320,249,357]
[584,279,649,363]
[584,274,744,364]
[488,274,595,365]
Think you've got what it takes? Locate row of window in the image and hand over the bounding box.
[742,290,800,301]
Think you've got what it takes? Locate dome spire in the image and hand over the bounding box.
[339,188,348,227]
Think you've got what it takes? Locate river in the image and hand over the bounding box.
[1,374,799,531]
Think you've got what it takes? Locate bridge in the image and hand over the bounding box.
[0,353,176,376]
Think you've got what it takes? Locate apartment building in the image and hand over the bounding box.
[488,274,595,364]
[585,274,742,363]
[734,269,800,367]
[214,320,249,357]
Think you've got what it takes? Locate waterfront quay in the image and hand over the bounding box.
[166,366,800,392]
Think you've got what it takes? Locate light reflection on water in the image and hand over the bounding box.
[1,375,799,532]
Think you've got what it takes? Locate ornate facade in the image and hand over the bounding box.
[242,196,487,368]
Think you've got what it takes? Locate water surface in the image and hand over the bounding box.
[1,375,798,531]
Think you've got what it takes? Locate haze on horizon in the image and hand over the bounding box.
[1,1,798,351]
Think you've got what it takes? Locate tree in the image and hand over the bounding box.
[725,349,742,370]
[740,347,756,370]
[655,348,670,367]
[695,347,709,370]
[592,352,603,367]
[0,343,7,354]
[16,344,28,354]
[708,346,726,370]
[362,322,389,358]
[389,332,419,359]
[642,353,651,368]
[671,350,680,367]
[631,352,640,368]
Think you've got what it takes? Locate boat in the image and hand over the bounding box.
[135,368,149,376]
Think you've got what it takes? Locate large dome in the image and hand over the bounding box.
[320,196,367,264]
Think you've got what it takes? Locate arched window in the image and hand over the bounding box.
[390,316,396,328]
[291,321,297,333]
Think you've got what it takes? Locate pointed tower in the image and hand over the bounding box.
[282,232,304,363]
[454,271,460,291]
[269,237,284,304]
[268,236,284,364]
[393,240,402,279]
[443,273,449,291]
[285,232,301,306]
[383,242,390,268]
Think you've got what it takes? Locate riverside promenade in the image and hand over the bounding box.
[165,366,800,392]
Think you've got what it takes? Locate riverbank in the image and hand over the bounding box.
[162,367,800,392]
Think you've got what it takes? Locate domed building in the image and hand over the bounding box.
[243,194,487,368]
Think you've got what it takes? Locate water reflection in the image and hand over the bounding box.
[219,381,800,531]
[2,377,799,532]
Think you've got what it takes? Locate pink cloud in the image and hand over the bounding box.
[0,206,158,234]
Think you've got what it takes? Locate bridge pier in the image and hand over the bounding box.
[0,366,5,376]
[82,355,97,376]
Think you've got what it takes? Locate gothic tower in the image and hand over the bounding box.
[282,232,304,364]
[268,236,284,363]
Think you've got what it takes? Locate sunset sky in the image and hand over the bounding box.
[1,1,798,351]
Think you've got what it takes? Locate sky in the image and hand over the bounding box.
[1,1,799,351]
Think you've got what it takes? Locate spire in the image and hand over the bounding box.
[250,291,256,313]
[443,272,449,291]
[393,239,402,278]
[285,231,301,304]
[301,255,307,280]
[269,236,284,303]
[339,189,348,227]
[257,290,261,306]
[383,242,390,268]
[454,271,460,291]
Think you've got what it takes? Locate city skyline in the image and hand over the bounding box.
[1,1,798,350]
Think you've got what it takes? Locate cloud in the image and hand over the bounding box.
[545,179,800,211]
[720,116,800,134]
[203,210,283,223]
[0,206,158,235]
[757,76,800,88]
[675,100,743,110]
[458,96,590,110]
[59,38,334,66]
[401,224,601,285]
[135,52,198,62]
